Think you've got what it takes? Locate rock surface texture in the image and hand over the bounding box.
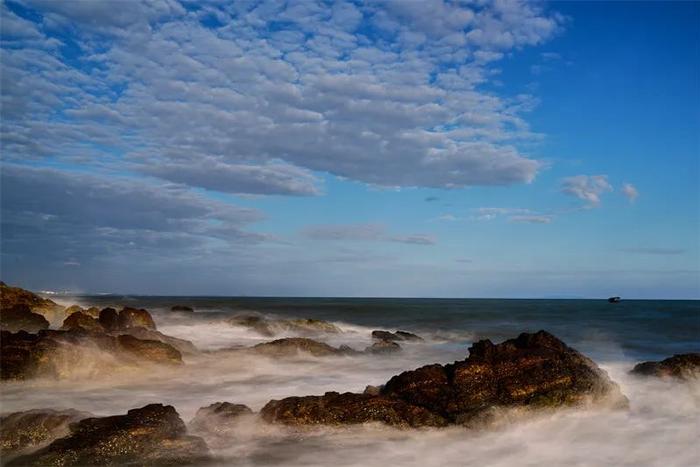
[0,409,91,458]
[261,331,628,428]
[0,305,50,333]
[631,353,700,380]
[7,404,209,466]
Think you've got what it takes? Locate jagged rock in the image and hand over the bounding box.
[0,409,91,458]
[0,283,63,320]
[171,305,194,312]
[118,307,157,330]
[98,307,119,332]
[61,311,104,333]
[0,304,50,333]
[188,402,253,447]
[0,329,182,380]
[371,330,423,342]
[251,338,354,357]
[366,340,402,354]
[119,327,198,355]
[630,353,700,380]
[261,331,628,429]
[228,315,340,337]
[7,404,209,466]
[261,392,448,428]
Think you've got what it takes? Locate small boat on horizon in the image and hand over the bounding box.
[608,296,621,303]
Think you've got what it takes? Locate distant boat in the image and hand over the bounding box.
[608,296,621,303]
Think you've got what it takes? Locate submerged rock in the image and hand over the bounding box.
[261,331,627,428]
[0,409,91,458]
[118,307,157,330]
[228,314,340,337]
[371,330,423,342]
[0,304,50,333]
[8,404,209,466]
[365,340,402,354]
[251,338,354,357]
[61,311,104,333]
[0,329,183,380]
[120,326,198,355]
[630,353,700,380]
[171,305,194,312]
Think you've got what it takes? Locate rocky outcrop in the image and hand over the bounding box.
[118,307,157,330]
[98,307,119,332]
[171,305,194,312]
[372,330,423,342]
[630,353,700,380]
[0,283,64,324]
[188,402,253,447]
[0,305,50,333]
[63,305,84,316]
[365,340,402,354]
[61,311,104,332]
[7,404,209,466]
[228,314,340,337]
[0,409,91,458]
[1,329,183,380]
[84,306,101,318]
[261,331,627,428]
[250,338,356,357]
[119,326,198,355]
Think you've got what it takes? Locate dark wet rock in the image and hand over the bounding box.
[365,340,402,354]
[171,305,194,312]
[0,304,50,333]
[228,315,340,337]
[119,327,198,355]
[1,329,182,380]
[261,392,448,428]
[0,283,63,320]
[60,311,104,333]
[371,330,423,342]
[630,353,700,380]
[98,307,119,332]
[0,409,91,458]
[189,402,253,446]
[261,331,628,428]
[116,334,183,365]
[8,404,209,466]
[118,307,157,330]
[251,338,353,357]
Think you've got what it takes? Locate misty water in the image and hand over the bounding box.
[1,297,698,466]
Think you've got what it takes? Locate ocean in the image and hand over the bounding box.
[1,297,698,466]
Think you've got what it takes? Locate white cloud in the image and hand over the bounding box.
[509,215,552,224]
[303,223,436,245]
[621,183,639,203]
[560,175,613,207]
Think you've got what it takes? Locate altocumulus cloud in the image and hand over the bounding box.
[1,0,563,193]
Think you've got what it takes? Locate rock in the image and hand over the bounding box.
[0,305,50,333]
[171,305,194,312]
[84,306,101,318]
[0,409,91,458]
[285,319,341,334]
[630,353,700,380]
[228,314,340,336]
[189,402,253,447]
[1,329,183,380]
[118,307,157,330]
[0,283,63,321]
[98,307,119,332]
[116,334,183,365]
[371,330,423,342]
[363,385,382,396]
[119,327,198,355]
[7,404,209,466]
[61,311,104,333]
[251,338,353,357]
[261,331,627,429]
[228,314,275,336]
[63,305,85,316]
[261,392,447,428]
[366,340,402,354]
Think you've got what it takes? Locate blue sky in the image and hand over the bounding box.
[1,0,698,298]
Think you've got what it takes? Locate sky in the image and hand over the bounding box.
[0,0,698,299]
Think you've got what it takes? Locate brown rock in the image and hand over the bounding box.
[0,409,91,458]
[7,404,209,466]
[189,402,253,446]
[61,311,104,332]
[0,283,62,319]
[117,334,183,365]
[0,304,50,333]
[119,326,198,355]
[250,338,355,357]
[371,330,423,342]
[98,307,119,331]
[63,305,84,316]
[118,307,157,330]
[84,306,101,318]
[630,353,700,380]
[366,340,402,354]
